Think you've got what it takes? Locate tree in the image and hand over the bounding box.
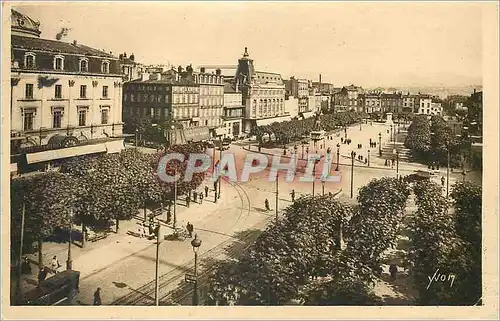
[11,172,76,268]
[405,115,431,162]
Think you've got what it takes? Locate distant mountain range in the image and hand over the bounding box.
[368,85,482,98]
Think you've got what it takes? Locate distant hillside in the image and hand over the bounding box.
[366,85,482,98]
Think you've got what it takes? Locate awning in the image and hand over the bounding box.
[255,116,292,127]
[26,144,107,164]
[105,140,124,154]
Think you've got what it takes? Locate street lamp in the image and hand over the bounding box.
[350,151,356,198]
[378,132,382,157]
[66,209,74,270]
[191,234,202,306]
[367,149,371,167]
[336,143,340,171]
[321,176,326,196]
[275,173,279,221]
[218,140,223,199]
[312,159,319,196]
[154,222,161,306]
[135,129,138,148]
[393,149,399,178]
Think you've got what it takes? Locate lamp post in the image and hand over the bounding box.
[275,173,279,221]
[378,132,382,157]
[396,150,399,178]
[446,142,450,197]
[66,209,74,270]
[390,125,393,143]
[173,169,178,233]
[306,146,309,160]
[135,129,138,148]
[312,160,319,196]
[154,222,161,306]
[367,149,371,167]
[336,143,340,171]
[321,176,325,196]
[191,234,202,306]
[218,140,222,199]
[350,151,356,198]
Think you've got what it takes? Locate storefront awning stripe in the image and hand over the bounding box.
[26,144,107,164]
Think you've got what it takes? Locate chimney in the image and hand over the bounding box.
[130,53,135,61]
[319,74,322,84]
[72,40,77,46]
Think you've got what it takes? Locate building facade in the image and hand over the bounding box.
[222,83,245,139]
[333,85,363,113]
[361,92,381,114]
[234,48,288,132]
[10,9,124,174]
[402,93,417,113]
[380,92,403,113]
[119,52,144,82]
[284,77,309,113]
[197,67,224,136]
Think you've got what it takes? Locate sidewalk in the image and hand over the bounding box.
[18,175,235,295]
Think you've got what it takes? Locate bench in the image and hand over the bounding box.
[86,233,108,243]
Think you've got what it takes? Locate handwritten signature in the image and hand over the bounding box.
[426,268,456,290]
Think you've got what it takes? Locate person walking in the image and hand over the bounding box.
[265,199,270,211]
[205,186,209,197]
[51,256,61,274]
[193,191,198,203]
[93,287,102,305]
[37,267,48,286]
[441,176,445,186]
[290,189,295,202]
[199,192,203,204]
[186,222,194,238]
[186,195,191,208]
[389,264,398,281]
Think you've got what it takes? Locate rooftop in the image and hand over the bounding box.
[12,34,116,59]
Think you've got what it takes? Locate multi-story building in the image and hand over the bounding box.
[234,47,288,132]
[222,83,245,139]
[10,9,124,174]
[361,92,381,114]
[415,94,433,115]
[333,85,363,113]
[123,66,202,129]
[402,92,417,113]
[119,53,144,82]
[197,67,225,137]
[380,92,403,113]
[284,77,309,113]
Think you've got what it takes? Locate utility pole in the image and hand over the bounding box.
[312,161,317,196]
[447,143,450,197]
[275,173,279,221]
[367,149,371,167]
[154,223,161,306]
[350,151,356,198]
[218,140,222,199]
[16,200,25,305]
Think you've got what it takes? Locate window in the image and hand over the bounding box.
[55,85,62,98]
[25,53,35,69]
[205,120,208,126]
[102,86,109,98]
[80,85,87,98]
[101,108,109,124]
[102,61,110,73]
[53,110,62,128]
[78,110,87,126]
[54,56,64,70]
[23,109,34,131]
[80,59,88,72]
[25,84,34,99]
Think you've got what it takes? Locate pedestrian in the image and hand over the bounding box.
[186,195,190,208]
[186,222,194,238]
[193,191,198,203]
[205,186,209,197]
[391,159,395,168]
[37,267,48,286]
[365,158,368,164]
[290,189,295,202]
[166,206,172,224]
[199,192,203,204]
[93,287,102,306]
[213,181,217,192]
[389,264,398,281]
[369,138,372,145]
[441,176,445,186]
[51,255,61,274]
[265,199,270,211]
[139,223,146,238]
[384,159,388,166]
[341,137,343,143]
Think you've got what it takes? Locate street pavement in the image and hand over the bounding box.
[17,122,479,306]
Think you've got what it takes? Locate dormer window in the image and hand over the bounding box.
[101,60,110,73]
[24,52,36,69]
[79,58,89,72]
[53,55,64,70]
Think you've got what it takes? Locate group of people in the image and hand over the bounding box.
[384,159,396,168]
[340,137,352,145]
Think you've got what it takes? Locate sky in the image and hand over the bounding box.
[13,2,483,88]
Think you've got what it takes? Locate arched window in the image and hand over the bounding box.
[53,55,64,70]
[24,52,36,69]
[101,60,110,73]
[79,59,89,72]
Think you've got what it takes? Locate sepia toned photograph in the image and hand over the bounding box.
[1,1,498,319]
